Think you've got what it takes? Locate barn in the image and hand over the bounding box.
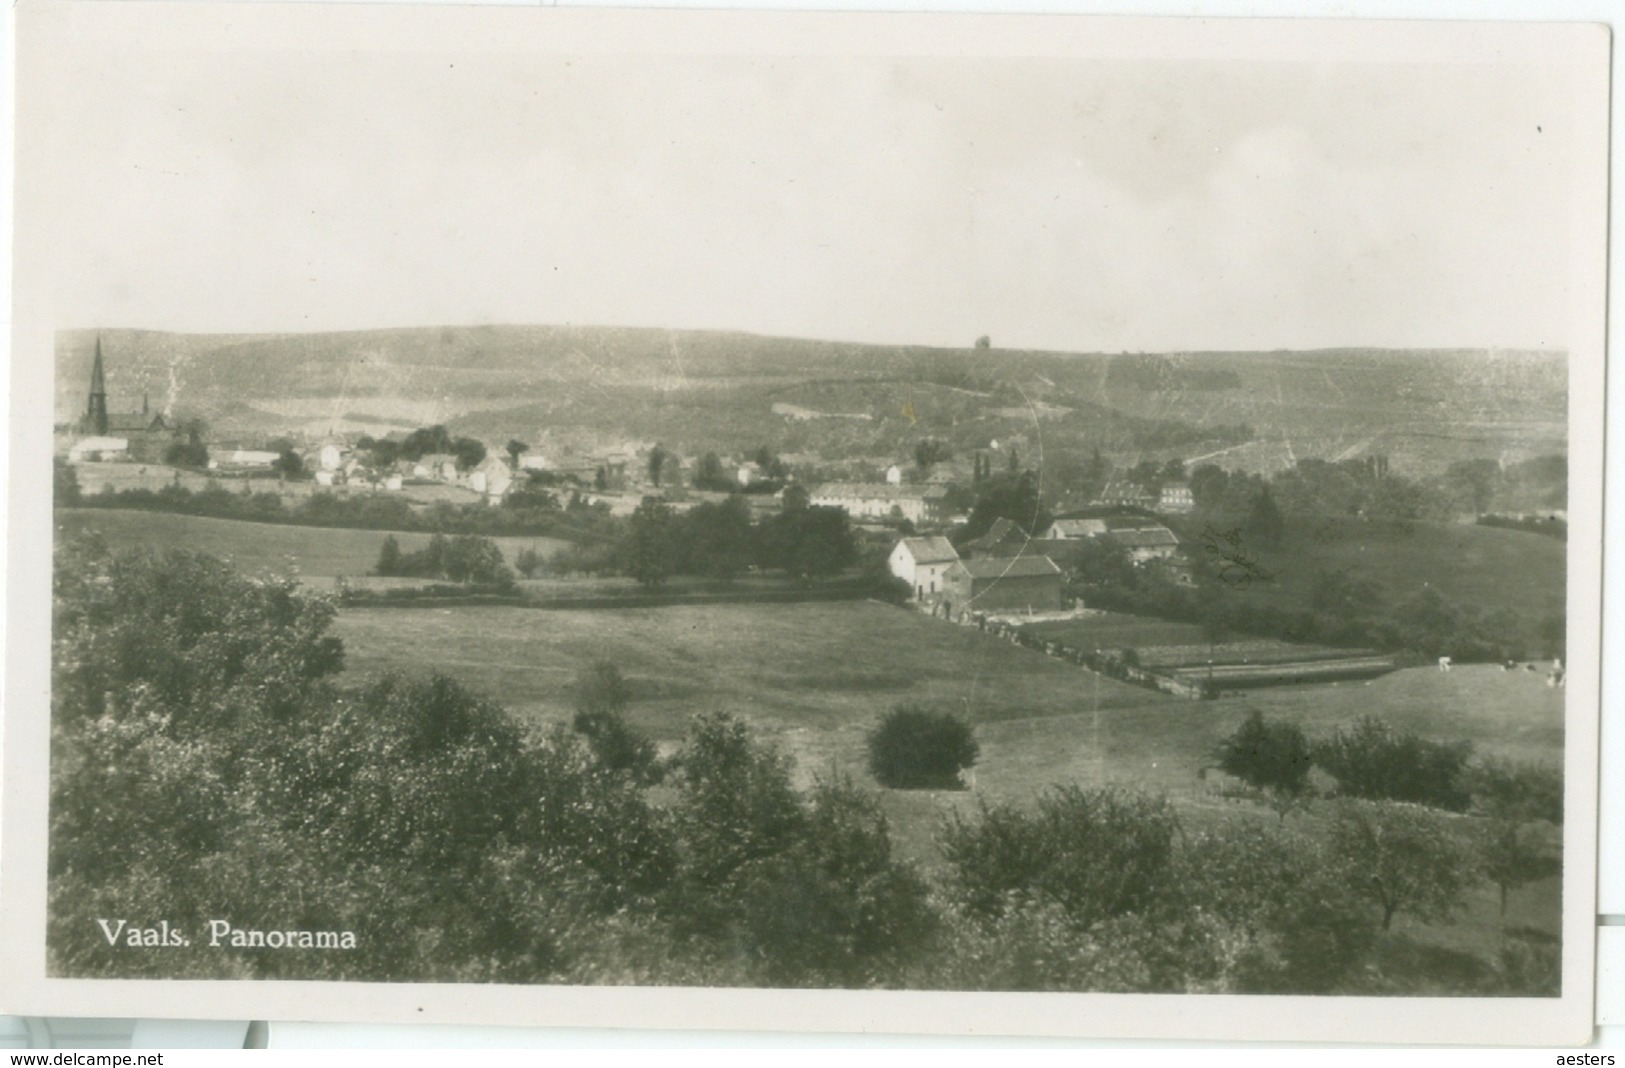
[942,555,1064,614]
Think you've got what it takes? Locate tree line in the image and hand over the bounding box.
[50,536,1558,995]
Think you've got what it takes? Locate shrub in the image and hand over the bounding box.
[1214,710,1312,799]
[733,777,935,985]
[866,705,978,790]
[940,786,1178,929]
[1314,716,1473,812]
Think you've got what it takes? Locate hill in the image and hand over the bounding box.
[56,326,1564,475]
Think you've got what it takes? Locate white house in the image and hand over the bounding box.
[1158,482,1195,514]
[884,464,902,485]
[888,536,960,601]
[318,443,344,471]
[469,455,514,499]
[68,436,129,462]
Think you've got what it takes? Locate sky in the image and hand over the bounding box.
[14,4,1601,354]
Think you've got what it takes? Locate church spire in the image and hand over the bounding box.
[86,335,108,436]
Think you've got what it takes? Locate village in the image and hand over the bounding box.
[56,334,1492,705]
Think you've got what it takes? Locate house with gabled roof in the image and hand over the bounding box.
[888,536,960,601]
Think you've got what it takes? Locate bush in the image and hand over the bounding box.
[866,705,978,790]
[1314,716,1473,812]
[1214,710,1312,799]
[733,778,936,985]
[940,786,1178,929]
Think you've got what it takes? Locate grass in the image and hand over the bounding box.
[1194,516,1566,651]
[56,507,568,584]
[328,601,1564,898]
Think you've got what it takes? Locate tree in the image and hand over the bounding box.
[1242,485,1285,551]
[1326,800,1478,931]
[781,483,810,513]
[914,438,953,469]
[570,660,658,782]
[451,436,487,471]
[694,451,730,491]
[514,546,543,579]
[1475,818,1559,927]
[733,777,935,984]
[669,711,805,929]
[648,446,670,488]
[441,534,512,586]
[683,496,753,579]
[506,439,529,468]
[374,535,403,577]
[274,449,306,481]
[974,335,991,350]
[1214,711,1312,814]
[1314,717,1473,812]
[627,497,680,587]
[866,706,978,790]
[164,420,209,469]
[940,786,1179,929]
[764,505,856,581]
[1464,757,1563,928]
[958,470,1050,544]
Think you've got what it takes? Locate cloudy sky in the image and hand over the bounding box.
[14,4,1602,354]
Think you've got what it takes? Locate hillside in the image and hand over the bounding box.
[56,326,1565,475]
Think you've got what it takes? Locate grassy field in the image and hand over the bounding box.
[1175,516,1566,651]
[329,599,1564,914]
[56,507,568,584]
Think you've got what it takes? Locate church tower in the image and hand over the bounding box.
[85,335,108,436]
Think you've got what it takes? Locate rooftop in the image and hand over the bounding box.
[953,555,1062,580]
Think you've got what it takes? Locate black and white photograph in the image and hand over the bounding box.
[0,1,1607,1044]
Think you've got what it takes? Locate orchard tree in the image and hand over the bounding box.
[1327,800,1478,931]
[506,439,529,468]
[940,786,1179,929]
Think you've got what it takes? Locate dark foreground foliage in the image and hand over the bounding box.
[48,536,1559,994]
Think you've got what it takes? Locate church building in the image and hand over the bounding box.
[76,336,172,460]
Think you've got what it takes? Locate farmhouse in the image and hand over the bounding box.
[943,555,1064,613]
[1105,522,1180,564]
[811,482,949,526]
[888,536,960,601]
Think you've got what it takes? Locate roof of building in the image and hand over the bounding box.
[952,555,1062,580]
[897,536,959,564]
[104,412,165,434]
[1106,528,1179,548]
[1044,518,1103,538]
[965,516,1030,550]
[813,482,948,501]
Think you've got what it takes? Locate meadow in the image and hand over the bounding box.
[329,596,1565,934]
[1251,517,1560,617]
[55,507,567,584]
